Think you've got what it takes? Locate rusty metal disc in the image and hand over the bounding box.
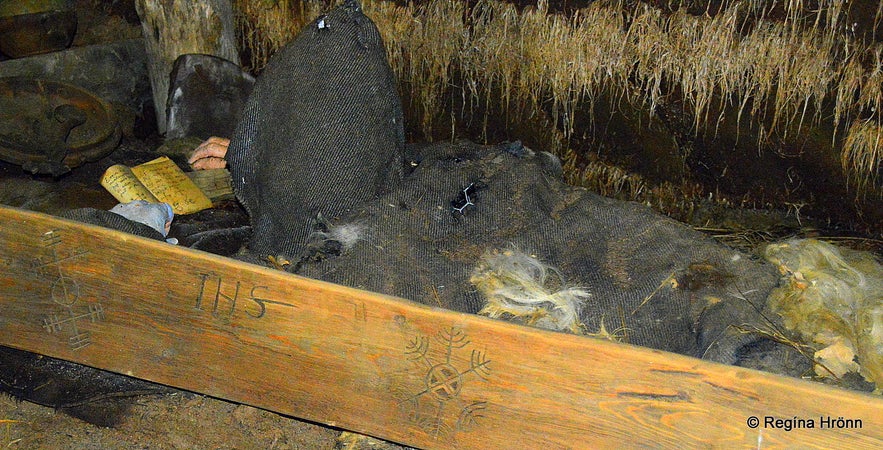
[0,77,121,175]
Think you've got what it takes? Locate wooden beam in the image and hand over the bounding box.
[134,0,239,133]
[0,205,880,448]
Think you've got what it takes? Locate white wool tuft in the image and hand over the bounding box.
[471,248,591,334]
[311,223,366,251]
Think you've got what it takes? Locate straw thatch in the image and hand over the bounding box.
[232,0,882,228]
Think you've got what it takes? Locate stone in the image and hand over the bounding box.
[0,39,151,115]
[165,54,254,140]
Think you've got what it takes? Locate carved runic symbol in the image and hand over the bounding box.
[399,326,491,441]
[35,230,102,350]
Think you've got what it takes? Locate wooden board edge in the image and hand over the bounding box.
[0,205,880,448]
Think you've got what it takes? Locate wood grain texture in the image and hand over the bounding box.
[0,205,880,448]
[134,0,239,133]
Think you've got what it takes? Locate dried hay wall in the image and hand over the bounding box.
[232,0,882,234]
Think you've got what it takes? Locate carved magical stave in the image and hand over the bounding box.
[0,205,881,448]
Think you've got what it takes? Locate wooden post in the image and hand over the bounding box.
[0,205,881,448]
[135,0,240,134]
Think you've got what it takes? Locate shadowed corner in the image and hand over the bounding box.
[0,345,172,428]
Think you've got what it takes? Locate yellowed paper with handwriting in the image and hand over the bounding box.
[101,156,212,215]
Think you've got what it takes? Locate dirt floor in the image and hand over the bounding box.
[0,391,347,449]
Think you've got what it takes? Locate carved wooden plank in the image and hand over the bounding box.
[0,205,880,448]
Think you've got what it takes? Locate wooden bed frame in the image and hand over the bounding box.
[1,205,880,448]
